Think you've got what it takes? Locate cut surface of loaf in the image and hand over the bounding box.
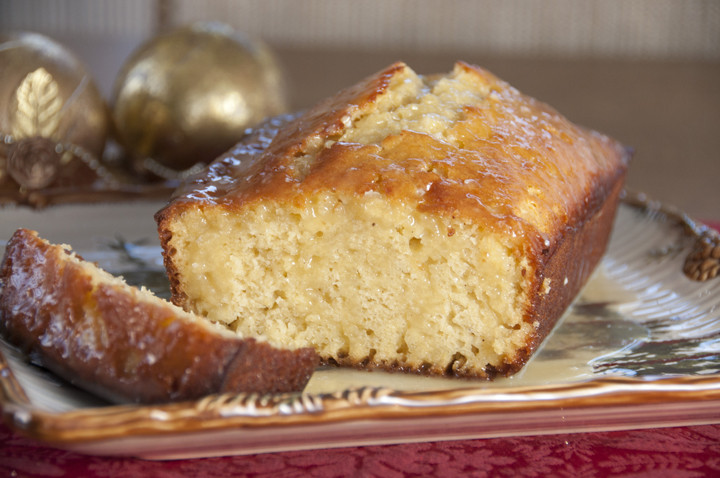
[157,61,630,379]
[0,228,318,403]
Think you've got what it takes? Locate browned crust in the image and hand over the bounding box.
[0,229,318,404]
[156,220,187,308]
[156,61,631,379]
[501,172,627,376]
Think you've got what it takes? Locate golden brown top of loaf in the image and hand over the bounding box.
[164,61,630,249]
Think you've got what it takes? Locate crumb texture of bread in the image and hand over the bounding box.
[164,194,529,376]
[0,229,318,403]
[157,61,630,378]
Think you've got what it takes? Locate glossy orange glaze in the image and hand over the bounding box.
[166,62,629,257]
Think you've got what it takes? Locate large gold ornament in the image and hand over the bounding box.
[0,32,109,190]
[112,22,287,174]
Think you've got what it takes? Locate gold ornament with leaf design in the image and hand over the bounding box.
[0,32,109,190]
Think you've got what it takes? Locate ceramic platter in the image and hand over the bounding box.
[1,193,720,459]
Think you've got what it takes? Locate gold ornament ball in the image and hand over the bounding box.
[0,32,109,187]
[112,22,288,172]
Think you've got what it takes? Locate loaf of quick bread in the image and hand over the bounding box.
[0,228,318,403]
[156,61,631,379]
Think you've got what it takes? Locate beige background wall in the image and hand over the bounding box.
[3,0,719,60]
[2,1,719,219]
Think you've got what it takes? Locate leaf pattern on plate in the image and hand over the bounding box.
[586,204,720,377]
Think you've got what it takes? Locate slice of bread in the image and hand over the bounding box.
[0,228,318,404]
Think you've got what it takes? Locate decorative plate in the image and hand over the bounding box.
[1,193,720,459]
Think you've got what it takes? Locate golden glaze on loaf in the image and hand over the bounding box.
[157,62,630,378]
[0,229,318,403]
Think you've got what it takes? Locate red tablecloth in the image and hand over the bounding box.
[2,421,720,477]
